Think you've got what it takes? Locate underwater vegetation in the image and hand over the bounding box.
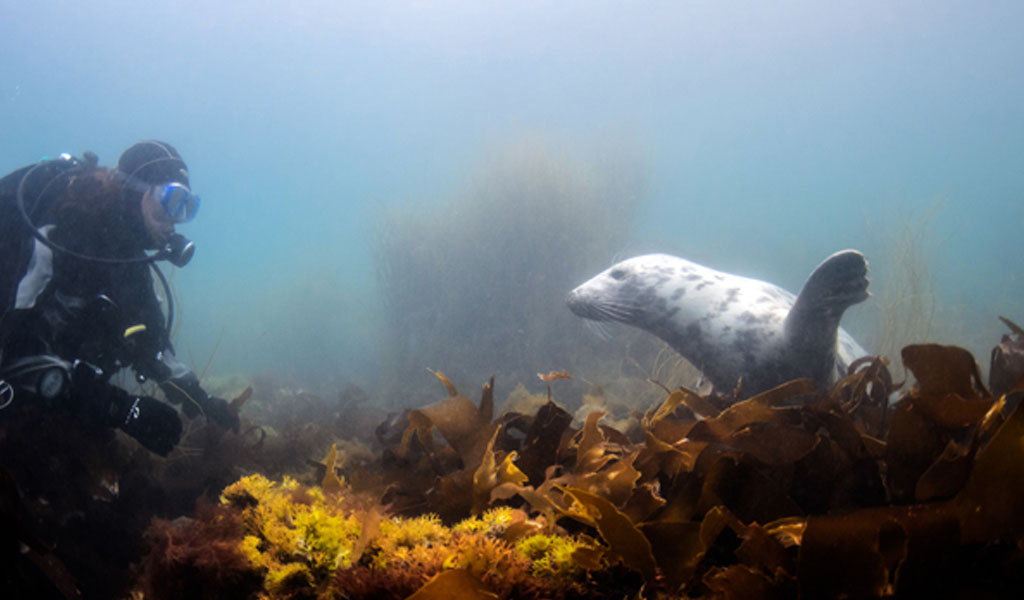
[860,204,939,381]
[144,473,598,600]
[2,319,1023,598]
[371,136,646,404]
[134,321,1024,599]
[0,376,382,600]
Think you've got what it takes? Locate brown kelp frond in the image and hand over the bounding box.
[998,315,1024,337]
[832,355,895,438]
[129,339,1024,599]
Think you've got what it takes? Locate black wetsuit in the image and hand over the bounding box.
[0,160,236,455]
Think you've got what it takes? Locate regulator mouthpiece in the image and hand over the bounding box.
[159,233,195,267]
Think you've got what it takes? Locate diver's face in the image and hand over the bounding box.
[140,189,176,247]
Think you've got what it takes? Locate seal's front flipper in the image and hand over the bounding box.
[784,249,869,359]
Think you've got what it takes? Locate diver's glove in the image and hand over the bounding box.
[161,372,240,433]
[202,395,240,433]
[71,361,182,455]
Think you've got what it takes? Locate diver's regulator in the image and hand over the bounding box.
[155,232,196,268]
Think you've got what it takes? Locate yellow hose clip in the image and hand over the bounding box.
[123,324,148,338]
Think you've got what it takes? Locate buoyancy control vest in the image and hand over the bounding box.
[0,153,97,329]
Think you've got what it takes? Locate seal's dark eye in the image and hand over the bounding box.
[610,269,627,281]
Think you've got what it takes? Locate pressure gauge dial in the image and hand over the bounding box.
[37,367,67,399]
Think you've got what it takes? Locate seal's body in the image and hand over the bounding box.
[567,250,870,396]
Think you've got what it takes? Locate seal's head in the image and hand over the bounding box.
[568,250,871,397]
[567,254,682,327]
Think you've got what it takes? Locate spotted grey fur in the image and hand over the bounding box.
[566,250,870,397]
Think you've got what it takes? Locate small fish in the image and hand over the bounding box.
[538,370,573,382]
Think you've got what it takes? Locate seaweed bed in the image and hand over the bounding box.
[4,323,1024,599]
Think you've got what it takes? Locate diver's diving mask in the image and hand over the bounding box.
[154,182,200,223]
[122,175,200,223]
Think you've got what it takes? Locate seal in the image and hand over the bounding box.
[566,250,870,396]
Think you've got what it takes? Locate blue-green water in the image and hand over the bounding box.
[2,1,1022,395]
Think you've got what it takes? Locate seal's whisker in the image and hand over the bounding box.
[595,302,636,322]
[585,304,617,322]
[585,318,615,340]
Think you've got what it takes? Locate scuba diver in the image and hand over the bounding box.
[0,140,239,456]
